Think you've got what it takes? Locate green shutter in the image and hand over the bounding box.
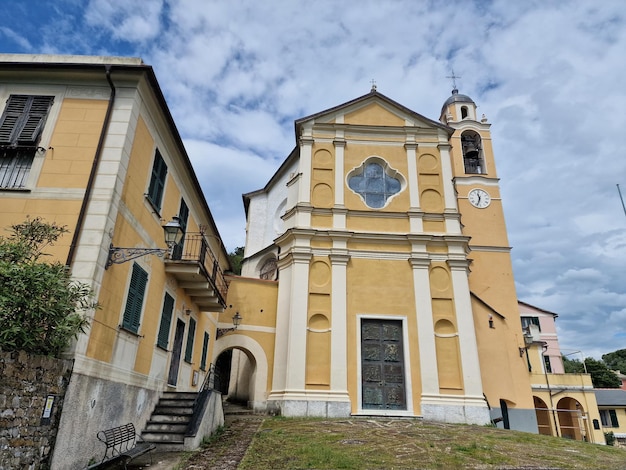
[184,317,196,363]
[609,409,619,427]
[200,332,209,371]
[0,95,53,146]
[157,293,175,349]
[147,150,167,210]
[122,263,148,333]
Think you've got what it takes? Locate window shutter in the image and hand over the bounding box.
[0,95,53,146]
[157,293,175,349]
[609,409,619,427]
[122,263,148,333]
[184,317,196,363]
[200,332,209,371]
[147,150,167,210]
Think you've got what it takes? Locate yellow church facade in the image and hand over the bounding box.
[224,86,539,431]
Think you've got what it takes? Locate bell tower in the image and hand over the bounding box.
[440,88,538,432]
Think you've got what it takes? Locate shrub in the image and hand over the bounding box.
[0,218,94,356]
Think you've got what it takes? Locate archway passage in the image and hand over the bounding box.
[533,396,553,436]
[556,397,586,441]
[214,346,258,409]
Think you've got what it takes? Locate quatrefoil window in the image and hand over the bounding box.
[347,157,404,208]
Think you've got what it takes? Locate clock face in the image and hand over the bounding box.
[468,188,491,208]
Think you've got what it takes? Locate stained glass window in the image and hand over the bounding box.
[348,161,402,208]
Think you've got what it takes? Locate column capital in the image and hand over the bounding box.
[437,143,452,151]
[447,259,471,271]
[333,139,346,148]
[404,142,418,151]
[329,253,350,265]
[300,137,314,146]
[409,257,431,269]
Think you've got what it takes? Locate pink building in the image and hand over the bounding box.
[518,301,565,374]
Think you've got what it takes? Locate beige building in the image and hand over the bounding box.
[0,55,230,469]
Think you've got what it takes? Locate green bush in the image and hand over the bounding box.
[0,218,94,356]
[605,431,616,446]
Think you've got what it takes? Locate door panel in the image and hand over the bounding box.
[361,319,406,410]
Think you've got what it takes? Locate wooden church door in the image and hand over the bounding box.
[361,319,406,410]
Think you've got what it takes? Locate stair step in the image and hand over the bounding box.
[145,422,188,433]
[142,431,185,443]
[157,398,195,407]
[149,414,192,423]
[154,406,194,415]
[162,391,197,399]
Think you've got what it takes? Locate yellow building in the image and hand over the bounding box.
[519,302,605,443]
[222,85,540,431]
[595,389,626,446]
[0,55,230,469]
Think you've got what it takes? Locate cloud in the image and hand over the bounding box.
[1,0,626,358]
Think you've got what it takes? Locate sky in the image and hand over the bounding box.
[1,0,625,360]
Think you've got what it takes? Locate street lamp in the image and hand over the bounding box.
[106,217,184,269]
[216,311,242,338]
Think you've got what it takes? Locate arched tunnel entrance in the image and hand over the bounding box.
[215,348,256,406]
[212,335,269,412]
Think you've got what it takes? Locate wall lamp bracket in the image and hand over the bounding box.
[105,217,183,269]
[216,312,242,339]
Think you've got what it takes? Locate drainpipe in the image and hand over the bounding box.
[66,65,116,268]
[542,344,560,437]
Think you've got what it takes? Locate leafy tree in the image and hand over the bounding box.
[602,349,626,374]
[562,356,585,374]
[227,246,244,275]
[0,218,94,357]
[562,356,621,388]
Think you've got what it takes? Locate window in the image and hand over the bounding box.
[147,150,167,211]
[600,409,619,428]
[259,257,277,280]
[0,95,54,189]
[184,317,196,363]
[122,263,148,333]
[521,316,541,332]
[157,293,175,349]
[347,158,403,209]
[543,355,552,373]
[200,332,209,371]
[171,198,188,260]
[461,106,468,119]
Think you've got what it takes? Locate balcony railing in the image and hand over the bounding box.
[166,233,228,310]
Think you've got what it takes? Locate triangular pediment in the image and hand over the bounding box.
[295,90,452,133]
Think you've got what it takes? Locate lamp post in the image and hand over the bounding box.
[216,312,242,338]
[562,350,588,374]
[106,217,184,269]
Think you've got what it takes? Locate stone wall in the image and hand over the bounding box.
[0,350,73,470]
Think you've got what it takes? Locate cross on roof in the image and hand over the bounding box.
[370,79,377,92]
[446,70,461,90]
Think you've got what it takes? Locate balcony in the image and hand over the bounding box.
[165,233,228,312]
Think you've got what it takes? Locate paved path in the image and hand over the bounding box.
[129,402,259,470]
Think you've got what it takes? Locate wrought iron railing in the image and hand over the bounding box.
[168,233,228,303]
[0,147,37,189]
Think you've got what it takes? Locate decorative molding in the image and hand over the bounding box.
[66,86,111,100]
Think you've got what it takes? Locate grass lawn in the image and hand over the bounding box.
[235,417,626,469]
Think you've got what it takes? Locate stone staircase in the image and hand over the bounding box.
[141,391,198,451]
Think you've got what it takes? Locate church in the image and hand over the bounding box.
[223,83,537,432]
